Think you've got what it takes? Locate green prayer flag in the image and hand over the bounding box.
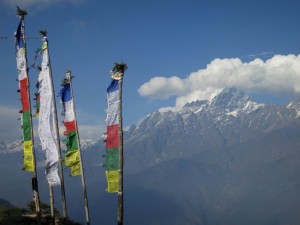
[105,148,119,171]
[66,130,78,152]
[22,110,31,141]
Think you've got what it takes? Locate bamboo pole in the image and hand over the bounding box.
[40,32,68,221]
[32,175,41,224]
[118,77,124,225]
[110,63,127,225]
[16,7,41,224]
[65,70,91,225]
[49,184,55,224]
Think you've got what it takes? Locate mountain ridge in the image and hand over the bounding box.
[124,87,300,174]
[1,87,300,225]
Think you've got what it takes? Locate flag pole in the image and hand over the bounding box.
[15,7,41,224]
[118,76,124,225]
[39,30,68,221]
[49,184,55,223]
[112,63,127,225]
[64,70,90,225]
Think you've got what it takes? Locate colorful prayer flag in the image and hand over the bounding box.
[15,19,34,172]
[105,79,120,193]
[60,81,81,176]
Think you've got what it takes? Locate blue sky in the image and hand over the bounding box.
[1,0,300,141]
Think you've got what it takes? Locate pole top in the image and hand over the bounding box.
[39,30,47,37]
[61,69,74,86]
[66,69,72,80]
[110,63,128,80]
[16,6,27,19]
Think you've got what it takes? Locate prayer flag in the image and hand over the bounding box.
[60,82,81,176]
[105,79,120,192]
[37,38,61,186]
[15,20,34,172]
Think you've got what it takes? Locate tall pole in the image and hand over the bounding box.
[40,31,68,221]
[118,77,124,225]
[65,70,90,225]
[109,63,127,225]
[16,7,41,224]
[49,185,55,224]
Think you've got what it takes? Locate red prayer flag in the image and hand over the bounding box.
[63,120,77,135]
[20,78,30,111]
[106,124,119,148]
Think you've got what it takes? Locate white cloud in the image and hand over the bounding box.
[0,106,22,141]
[78,124,103,140]
[175,88,222,108]
[138,76,185,100]
[58,108,104,141]
[138,54,300,108]
[0,103,103,143]
[158,106,178,113]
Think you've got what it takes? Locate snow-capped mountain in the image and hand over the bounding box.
[79,138,98,150]
[208,87,263,115]
[0,140,23,154]
[124,87,300,173]
[0,138,98,155]
[119,88,300,225]
[2,87,300,225]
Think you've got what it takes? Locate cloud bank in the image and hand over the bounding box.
[138,54,300,108]
[0,106,22,141]
[0,104,103,142]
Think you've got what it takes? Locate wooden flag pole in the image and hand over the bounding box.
[49,184,55,224]
[111,63,127,225]
[65,70,91,225]
[16,7,41,224]
[40,31,68,221]
[118,76,124,225]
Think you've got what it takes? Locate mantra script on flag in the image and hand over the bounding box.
[37,38,61,186]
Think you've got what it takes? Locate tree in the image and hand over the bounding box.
[0,201,82,225]
[26,201,58,215]
[0,205,24,224]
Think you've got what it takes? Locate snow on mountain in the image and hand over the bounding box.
[0,138,98,155]
[2,87,300,225]
[3,87,300,159]
[128,88,275,137]
[208,87,263,116]
[287,97,300,118]
[79,138,98,150]
[124,87,300,174]
[0,140,23,154]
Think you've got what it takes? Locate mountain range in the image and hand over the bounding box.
[1,88,300,225]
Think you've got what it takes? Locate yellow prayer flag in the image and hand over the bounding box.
[64,150,79,167]
[70,162,81,176]
[23,140,34,172]
[105,170,119,193]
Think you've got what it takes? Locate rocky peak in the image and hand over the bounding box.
[210,88,249,109]
[183,100,208,109]
[209,87,261,115]
[287,97,300,118]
